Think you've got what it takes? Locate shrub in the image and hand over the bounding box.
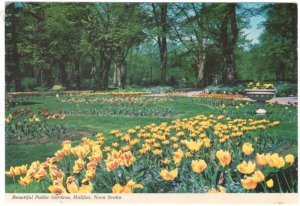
[275,82,297,97]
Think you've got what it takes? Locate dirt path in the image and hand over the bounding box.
[146,91,297,105]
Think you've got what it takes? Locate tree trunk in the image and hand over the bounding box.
[195,52,206,88]
[75,58,81,90]
[36,68,41,86]
[160,39,167,86]
[117,60,126,89]
[89,55,96,89]
[98,51,106,90]
[113,66,118,88]
[41,70,44,87]
[11,3,22,91]
[220,4,238,85]
[160,3,168,86]
[98,51,111,90]
[102,59,111,90]
[195,42,206,88]
[152,3,168,86]
[59,61,68,88]
[223,52,237,84]
[46,69,52,87]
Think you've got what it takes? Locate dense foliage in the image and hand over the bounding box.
[5,3,297,91]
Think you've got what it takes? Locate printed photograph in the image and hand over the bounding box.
[5,1,298,197]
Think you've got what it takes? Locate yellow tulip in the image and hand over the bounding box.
[18,176,32,186]
[48,182,67,194]
[112,142,119,148]
[34,168,47,182]
[266,179,274,188]
[256,153,268,166]
[112,184,130,193]
[152,149,163,156]
[120,151,136,167]
[88,150,103,163]
[72,158,85,173]
[184,140,203,152]
[70,145,90,158]
[203,138,211,148]
[160,168,178,181]
[172,143,179,149]
[78,180,93,193]
[6,165,28,177]
[266,153,285,169]
[104,146,111,152]
[237,161,256,174]
[208,186,226,193]
[50,169,65,182]
[242,142,254,156]
[241,176,257,190]
[285,154,295,165]
[126,180,143,189]
[161,158,170,165]
[173,148,184,165]
[112,180,143,193]
[66,176,79,193]
[252,170,265,183]
[84,169,96,180]
[106,159,120,172]
[216,150,231,167]
[185,152,192,158]
[191,160,207,174]
[107,150,122,161]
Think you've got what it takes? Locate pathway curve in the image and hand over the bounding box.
[146,91,297,105]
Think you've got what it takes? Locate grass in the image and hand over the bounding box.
[5,96,216,170]
[5,94,298,192]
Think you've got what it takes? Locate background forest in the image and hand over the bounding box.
[5,2,297,92]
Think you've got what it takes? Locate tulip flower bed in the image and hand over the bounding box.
[6,113,297,193]
[5,108,67,144]
[57,94,175,117]
[5,92,297,194]
[192,93,246,99]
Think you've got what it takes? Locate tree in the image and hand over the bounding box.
[5,3,23,91]
[111,4,145,89]
[169,3,209,87]
[83,3,145,89]
[259,3,297,82]
[219,3,238,84]
[18,3,89,89]
[151,3,168,86]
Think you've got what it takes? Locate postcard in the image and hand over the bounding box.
[3,0,298,204]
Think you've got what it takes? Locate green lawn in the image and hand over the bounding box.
[5,94,298,192]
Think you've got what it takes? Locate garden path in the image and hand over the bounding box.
[146,91,298,105]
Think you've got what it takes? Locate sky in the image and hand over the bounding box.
[241,3,267,44]
[245,16,265,44]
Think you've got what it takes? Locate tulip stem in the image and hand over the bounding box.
[261,182,268,192]
[12,176,18,193]
[39,182,43,192]
[289,167,294,192]
[281,170,292,192]
[275,171,283,193]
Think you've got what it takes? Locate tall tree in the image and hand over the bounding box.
[169,3,209,87]
[5,3,23,91]
[83,3,145,89]
[260,3,297,82]
[151,3,168,85]
[219,3,238,84]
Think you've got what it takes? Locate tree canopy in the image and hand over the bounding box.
[5,2,297,92]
